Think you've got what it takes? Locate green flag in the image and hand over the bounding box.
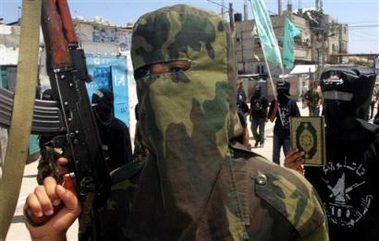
[283,18,301,69]
[250,0,283,66]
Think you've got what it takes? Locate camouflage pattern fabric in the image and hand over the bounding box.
[230,143,328,240]
[97,160,145,240]
[130,4,240,239]
[36,134,61,184]
[100,4,329,240]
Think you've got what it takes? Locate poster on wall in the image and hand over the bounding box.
[91,25,132,54]
[115,28,132,54]
[92,26,116,43]
[85,54,130,127]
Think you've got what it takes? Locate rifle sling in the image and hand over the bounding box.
[0,0,42,239]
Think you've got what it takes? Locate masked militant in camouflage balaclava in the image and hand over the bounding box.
[129,4,242,239]
[127,4,328,241]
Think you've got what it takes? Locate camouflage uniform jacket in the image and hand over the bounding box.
[97,143,328,241]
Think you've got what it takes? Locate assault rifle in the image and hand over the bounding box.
[25,0,111,239]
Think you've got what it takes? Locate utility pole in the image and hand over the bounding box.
[244,0,248,20]
[206,0,228,20]
[221,0,225,19]
[229,2,234,32]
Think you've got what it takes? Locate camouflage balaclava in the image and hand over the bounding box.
[320,66,376,135]
[128,4,245,240]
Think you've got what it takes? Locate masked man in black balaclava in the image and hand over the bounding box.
[250,85,269,148]
[268,80,301,165]
[92,88,133,172]
[286,66,379,241]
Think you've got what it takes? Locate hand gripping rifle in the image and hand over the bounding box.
[25,0,111,239]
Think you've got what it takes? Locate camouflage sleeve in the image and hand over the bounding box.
[300,220,328,241]
[302,189,329,241]
[230,144,329,240]
[254,163,329,240]
[36,135,60,184]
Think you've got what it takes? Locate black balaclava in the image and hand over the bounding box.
[254,85,262,98]
[276,80,291,103]
[91,88,114,126]
[320,66,376,137]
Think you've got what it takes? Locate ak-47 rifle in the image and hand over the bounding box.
[26,0,111,239]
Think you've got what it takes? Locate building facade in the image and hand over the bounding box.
[234,7,350,101]
[235,8,349,75]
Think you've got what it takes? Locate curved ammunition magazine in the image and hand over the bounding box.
[0,87,65,134]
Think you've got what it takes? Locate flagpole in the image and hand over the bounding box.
[263,51,278,100]
[249,0,285,123]
[248,0,285,99]
[262,46,285,125]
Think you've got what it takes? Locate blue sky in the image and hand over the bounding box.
[1,0,378,53]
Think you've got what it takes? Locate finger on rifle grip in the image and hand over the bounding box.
[24,173,76,227]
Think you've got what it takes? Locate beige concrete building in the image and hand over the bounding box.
[234,6,351,101]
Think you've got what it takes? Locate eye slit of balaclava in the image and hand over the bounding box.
[134,60,192,80]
